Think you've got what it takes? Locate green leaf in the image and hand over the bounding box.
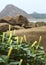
[9,62,19,65]
[0,57,5,63]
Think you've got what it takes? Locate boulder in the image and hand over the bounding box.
[0,23,9,32]
[14,15,29,27]
[0,15,29,32]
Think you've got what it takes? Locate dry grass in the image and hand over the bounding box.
[6,26,46,51]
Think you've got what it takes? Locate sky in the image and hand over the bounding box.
[0,0,46,14]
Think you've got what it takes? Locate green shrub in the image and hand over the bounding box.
[0,31,46,65]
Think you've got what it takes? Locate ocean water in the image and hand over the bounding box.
[29,18,46,22]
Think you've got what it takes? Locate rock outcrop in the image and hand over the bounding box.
[14,15,28,27]
[0,15,29,32]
